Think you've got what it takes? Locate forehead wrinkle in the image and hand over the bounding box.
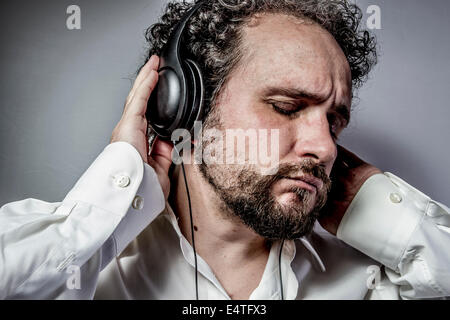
[241,19,337,86]
[232,12,351,108]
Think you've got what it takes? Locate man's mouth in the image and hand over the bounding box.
[283,175,323,193]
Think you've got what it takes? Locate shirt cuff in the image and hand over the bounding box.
[64,141,166,262]
[112,161,166,255]
[64,142,145,219]
[336,173,430,271]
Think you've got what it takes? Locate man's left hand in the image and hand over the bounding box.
[318,145,382,235]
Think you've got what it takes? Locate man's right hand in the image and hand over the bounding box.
[110,55,173,199]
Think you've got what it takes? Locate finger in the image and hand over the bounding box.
[127,69,159,117]
[129,55,159,101]
[126,55,160,106]
[150,137,174,175]
[335,145,366,169]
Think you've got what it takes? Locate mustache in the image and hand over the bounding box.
[261,160,332,193]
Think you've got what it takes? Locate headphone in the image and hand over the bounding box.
[146,0,206,140]
[145,1,206,300]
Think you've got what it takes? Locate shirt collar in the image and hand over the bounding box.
[298,233,327,273]
[161,202,326,295]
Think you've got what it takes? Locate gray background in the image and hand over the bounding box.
[0,0,449,206]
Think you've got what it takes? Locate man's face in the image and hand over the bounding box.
[198,13,352,240]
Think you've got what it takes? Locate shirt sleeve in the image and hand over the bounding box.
[0,142,165,299]
[337,172,450,299]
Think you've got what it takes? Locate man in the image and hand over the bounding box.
[0,0,449,300]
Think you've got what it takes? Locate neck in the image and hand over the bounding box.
[169,163,271,299]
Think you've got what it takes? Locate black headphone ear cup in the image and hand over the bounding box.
[147,67,185,139]
[181,59,204,133]
[146,1,206,140]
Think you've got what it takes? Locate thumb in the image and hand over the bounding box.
[149,137,174,174]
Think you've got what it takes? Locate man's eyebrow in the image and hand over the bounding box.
[261,86,328,103]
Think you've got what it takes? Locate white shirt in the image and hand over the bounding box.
[0,142,449,300]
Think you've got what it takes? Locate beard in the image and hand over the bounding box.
[198,160,331,240]
[195,108,332,241]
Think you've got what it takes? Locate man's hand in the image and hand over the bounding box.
[319,145,382,235]
[110,55,173,199]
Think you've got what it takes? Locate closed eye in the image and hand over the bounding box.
[269,99,349,142]
[269,101,305,118]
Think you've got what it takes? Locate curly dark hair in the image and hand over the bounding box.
[141,0,377,117]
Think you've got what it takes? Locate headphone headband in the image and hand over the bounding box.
[163,1,206,64]
[146,1,206,139]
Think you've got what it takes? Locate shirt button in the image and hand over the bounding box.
[132,195,144,210]
[427,202,442,217]
[114,175,130,188]
[389,193,402,204]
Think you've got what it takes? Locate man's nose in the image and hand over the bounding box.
[292,114,337,167]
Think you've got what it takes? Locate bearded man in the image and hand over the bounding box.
[1,0,449,300]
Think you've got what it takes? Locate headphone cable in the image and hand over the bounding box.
[279,238,285,300]
[171,141,199,300]
[180,161,199,300]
